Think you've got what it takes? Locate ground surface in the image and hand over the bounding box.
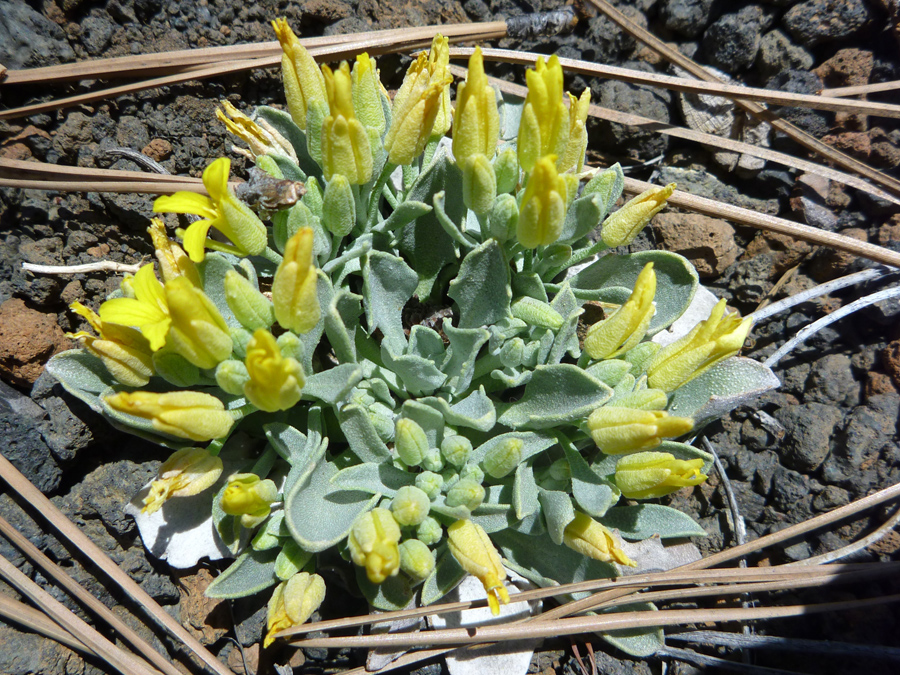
[1,0,899,674]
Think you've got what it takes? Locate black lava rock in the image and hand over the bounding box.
[774,402,843,472]
[783,0,874,47]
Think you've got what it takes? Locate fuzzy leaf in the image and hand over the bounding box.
[471,431,556,465]
[538,489,575,545]
[382,350,447,397]
[338,404,393,463]
[205,548,279,599]
[600,603,664,658]
[498,365,612,430]
[602,504,707,540]
[513,462,540,520]
[400,399,445,449]
[441,322,490,395]
[356,568,414,611]
[558,191,605,244]
[562,441,620,519]
[667,357,781,428]
[376,200,432,234]
[255,105,321,179]
[364,251,418,355]
[330,463,416,496]
[45,350,116,413]
[448,239,512,329]
[302,364,362,404]
[419,387,496,432]
[421,547,466,606]
[284,459,379,552]
[324,290,363,364]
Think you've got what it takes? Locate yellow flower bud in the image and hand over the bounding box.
[383,35,453,165]
[562,511,635,566]
[142,447,223,515]
[517,55,568,172]
[153,157,267,263]
[98,264,170,352]
[452,47,499,164]
[272,18,327,131]
[447,519,509,615]
[348,507,401,584]
[272,227,321,334]
[322,61,374,184]
[164,276,233,370]
[587,407,694,455]
[647,298,753,392]
[147,219,202,288]
[67,302,155,387]
[583,263,657,360]
[445,478,486,512]
[399,539,436,582]
[615,451,707,499]
[517,155,567,249]
[557,90,591,173]
[482,437,523,479]
[216,100,298,163]
[243,328,305,412]
[601,183,675,248]
[221,472,279,528]
[351,52,387,135]
[224,269,274,331]
[265,572,326,647]
[104,390,234,441]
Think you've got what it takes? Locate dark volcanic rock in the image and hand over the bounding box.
[660,0,717,38]
[804,353,860,408]
[0,381,61,492]
[757,29,814,79]
[702,5,773,73]
[0,2,74,69]
[774,402,843,472]
[783,0,874,47]
[766,69,831,141]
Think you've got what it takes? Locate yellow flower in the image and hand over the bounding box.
[321,61,374,184]
[452,47,499,165]
[216,100,297,162]
[272,18,327,130]
[104,390,234,441]
[67,302,154,387]
[647,298,753,392]
[351,52,387,135]
[147,219,202,287]
[517,155,567,248]
[583,263,656,360]
[447,519,509,615]
[348,507,401,584]
[563,511,635,566]
[98,264,171,352]
[153,157,267,263]
[587,407,694,455]
[383,34,453,165]
[220,472,279,528]
[163,276,233,370]
[601,183,675,248]
[243,328,305,412]
[517,55,568,172]
[272,227,321,334]
[558,90,591,173]
[615,451,707,500]
[142,447,223,514]
[265,572,326,647]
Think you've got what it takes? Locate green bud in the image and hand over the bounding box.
[459,463,485,484]
[445,478,485,511]
[511,296,564,330]
[274,201,315,254]
[415,471,444,500]
[488,193,518,242]
[225,270,275,331]
[499,337,525,368]
[256,154,283,179]
[215,359,250,395]
[305,99,327,165]
[462,153,497,215]
[152,349,200,387]
[482,437,523,479]
[416,516,443,546]
[399,539,436,582]
[422,449,444,473]
[395,418,429,467]
[302,176,324,217]
[322,174,356,238]
[275,539,314,581]
[230,326,253,360]
[276,332,305,363]
[391,486,431,526]
[440,435,473,468]
[493,147,518,194]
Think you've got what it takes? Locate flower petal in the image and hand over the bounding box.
[154,192,218,221]
[132,264,167,311]
[182,219,216,263]
[203,157,231,204]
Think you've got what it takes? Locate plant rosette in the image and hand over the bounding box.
[49,26,779,657]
